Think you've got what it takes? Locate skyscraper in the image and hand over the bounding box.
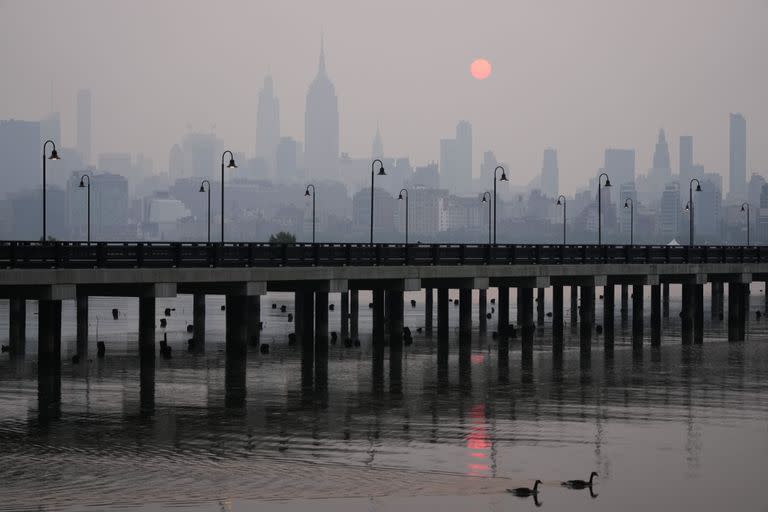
[540,148,558,198]
[729,113,747,201]
[679,135,693,180]
[659,182,681,242]
[603,149,635,187]
[439,121,472,193]
[304,39,339,182]
[255,75,280,177]
[0,120,40,197]
[77,89,92,165]
[371,124,383,160]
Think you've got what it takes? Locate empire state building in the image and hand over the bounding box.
[304,40,339,181]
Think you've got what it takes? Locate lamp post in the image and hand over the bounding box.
[220,150,237,244]
[597,172,612,245]
[78,174,91,243]
[398,188,409,245]
[305,184,316,244]
[688,178,702,246]
[370,159,386,244]
[42,139,60,241]
[741,202,750,246]
[481,192,492,245]
[623,198,634,246]
[556,194,567,245]
[199,180,211,243]
[492,166,508,245]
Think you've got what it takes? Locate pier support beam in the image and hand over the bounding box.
[425,288,433,335]
[9,298,26,358]
[552,285,564,353]
[580,286,595,356]
[662,283,670,318]
[373,289,385,348]
[651,284,661,346]
[694,284,704,344]
[518,287,534,360]
[315,291,329,350]
[621,284,629,325]
[570,286,578,325]
[437,288,449,341]
[479,289,487,333]
[536,288,545,325]
[350,290,359,339]
[603,285,615,351]
[498,287,509,337]
[138,297,155,360]
[192,294,206,353]
[681,284,694,345]
[340,291,349,340]
[711,282,724,320]
[728,283,748,341]
[76,295,88,360]
[632,284,644,351]
[387,290,404,349]
[247,295,261,347]
[459,288,472,352]
[225,295,248,356]
[38,300,62,367]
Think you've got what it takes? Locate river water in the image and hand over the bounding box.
[0,288,767,511]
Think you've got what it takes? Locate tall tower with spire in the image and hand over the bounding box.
[371,124,383,159]
[255,75,280,177]
[304,37,340,181]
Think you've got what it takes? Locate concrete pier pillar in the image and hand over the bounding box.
[425,288,433,335]
[138,297,155,360]
[340,291,349,340]
[8,298,26,358]
[570,286,578,324]
[728,283,747,341]
[552,285,564,353]
[632,284,644,350]
[76,295,88,360]
[225,295,248,356]
[459,288,472,340]
[498,287,509,337]
[662,283,670,318]
[372,289,385,348]
[536,288,545,325]
[301,291,315,355]
[387,290,404,349]
[225,350,247,408]
[651,284,661,346]
[315,291,329,350]
[580,286,595,355]
[694,284,704,344]
[603,285,615,350]
[247,295,261,347]
[478,289,487,333]
[518,287,534,360]
[437,288,449,341]
[192,293,206,353]
[350,290,359,339]
[139,356,155,416]
[621,284,629,325]
[711,282,724,320]
[38,300,62,367]
[681,284,694,345]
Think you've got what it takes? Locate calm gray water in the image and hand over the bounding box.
[1,288,767,511]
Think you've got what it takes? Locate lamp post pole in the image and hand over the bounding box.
[493,166,508,245]
[597,172,612,245]
[688,178,701,246]
[79,175,91,243]
[305,184,316,244]
[370,159,386,244]
[556,194,567,245]
[220,150,237,244]
[624,198,634,246]
[42,140,60,241]
[199,180,211,243]
[398,188,409,245]
[482,192,492,245]
[741,202,750,246]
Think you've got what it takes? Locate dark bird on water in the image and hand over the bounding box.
[508,480,541,497]
[562,472,598,489]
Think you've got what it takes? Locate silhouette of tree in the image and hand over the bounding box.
[269,231,296,244]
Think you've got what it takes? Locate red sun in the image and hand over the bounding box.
[470,58,492,80]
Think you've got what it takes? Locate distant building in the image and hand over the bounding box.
[0,119,40,197]
[40,112,61,149]
[659,182,681,242]
[77,89,93,164]
[619,183,637,238]
[603,148,635,188]
[255,75,280,177]
[409,163,440,189]
[352,187,394,235]
[169,144,184,181]
[440,195,483,232]
[540,148,559,199]
[729,113,747,202]
[440,121,472,193]
[98,153,132,177]
[696,173,723,241]
[647,130,671,200]
[180,132,223,180]
[679,135,694,183]
[305,39,339,182]
[276,137,299,182]
[371,124,383,160]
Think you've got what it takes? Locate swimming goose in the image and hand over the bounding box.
[508,479,541,497]
[562,472,598,489]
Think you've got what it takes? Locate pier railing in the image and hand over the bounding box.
[0,242,765,269]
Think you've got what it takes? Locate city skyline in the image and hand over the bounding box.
[1,0,766,193]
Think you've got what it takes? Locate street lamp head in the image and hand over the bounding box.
[49,149,60,160]
[624,200,630,208]
[377,166,386,176]
[199,184,205,193]
[556,198,562,206]
[79,179,85,188]
[305,189,311,197]
[500,172,508,182]
[604,178,612,187]
[684,203,690,211]
[398,193,403,200]
[227,157,237,169]
[482,195,488,203]
[741,204,747,212]
[695,183,702,192]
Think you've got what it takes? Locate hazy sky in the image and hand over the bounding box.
[1,0,766,192]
